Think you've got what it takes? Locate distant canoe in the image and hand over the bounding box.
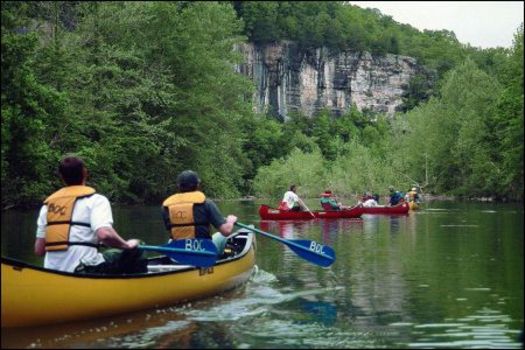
[361,202,409,215]
[1,231,255,328]
[258,204,363,220]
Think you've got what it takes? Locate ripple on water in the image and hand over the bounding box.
[240,318,385,348]
[106,320,191,348]
[389,322,415,327]
[407,307,522,349]
[177,275,344,322]
[464,287,491,291]
[408,339,522,348]
[249,266,278,284]
[415,323,465,329]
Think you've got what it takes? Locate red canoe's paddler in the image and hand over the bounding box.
[278,185,309,212]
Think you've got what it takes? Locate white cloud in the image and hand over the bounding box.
[348,1,524,48]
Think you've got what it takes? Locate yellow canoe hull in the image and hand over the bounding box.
[1,233,255,328]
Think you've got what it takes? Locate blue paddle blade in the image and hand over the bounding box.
[139,239,218,267]
[285,239,336,267]
[235,222,336,268]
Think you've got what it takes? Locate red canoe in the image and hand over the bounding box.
[258,204,363,220]
[360,202,409,215]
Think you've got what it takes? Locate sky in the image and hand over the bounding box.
[348,1,524,49]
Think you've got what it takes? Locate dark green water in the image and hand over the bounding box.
[1,200,523,349]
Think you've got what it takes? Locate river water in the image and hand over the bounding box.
[1,200,523,348]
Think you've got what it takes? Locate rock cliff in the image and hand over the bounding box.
[237,42,427,119]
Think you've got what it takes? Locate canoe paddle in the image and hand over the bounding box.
[297,198,316,218]
[234,222,335,267]
[139,239,218,267]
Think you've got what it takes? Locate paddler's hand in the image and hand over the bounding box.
[226,215,237,224]
[125,239,141,249]
[220,215,238,237]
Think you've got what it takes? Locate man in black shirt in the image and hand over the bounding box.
[162,170,237,253]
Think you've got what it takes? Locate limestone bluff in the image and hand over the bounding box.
[236,41,433,120]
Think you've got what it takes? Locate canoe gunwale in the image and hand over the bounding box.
[258,204,363,220]
[360,202,409,215]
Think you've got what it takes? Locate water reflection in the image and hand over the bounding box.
[405,306,523,349]
[295,299,338,327]
[320,219,340,243]
[390,216,400,233]
[259,221,293,239]
[362,215,380,234]
[259,218,364,247]
[1,307,191,349]
[259,220,312,239]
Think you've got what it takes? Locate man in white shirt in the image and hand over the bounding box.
[279,185,307,211]
[34,156,146,274]
[362,197,379,207]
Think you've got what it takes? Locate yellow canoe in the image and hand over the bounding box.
[1,231,256,328]
[408,201,420,210]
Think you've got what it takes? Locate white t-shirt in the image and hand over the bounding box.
[36,193,114,272]
[362,198,379,207]
[282,190,299,209]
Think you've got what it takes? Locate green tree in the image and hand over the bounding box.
[240,1,280,43]
[253,147,326,198]
[1,1,66,207]
[493,24,524,199]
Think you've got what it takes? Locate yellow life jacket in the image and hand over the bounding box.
[44,185,96,251]
[162,191,207,240]
[407,190,417,201]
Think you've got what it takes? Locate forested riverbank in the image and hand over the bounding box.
[2,1,523,209]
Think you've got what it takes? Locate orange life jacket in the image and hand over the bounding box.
[44,185,96,251]
[162,191,208,240]
[278,201,290,211]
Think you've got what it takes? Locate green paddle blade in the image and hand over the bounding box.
[139,239,218,267]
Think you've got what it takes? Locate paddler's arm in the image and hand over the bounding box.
[34,228,138,254]
[91,195,139,249]
[206,199,237,237]
[34,238,46,256]
[96,227,140,249]
[219,215,238,237]
[34,205,47,256]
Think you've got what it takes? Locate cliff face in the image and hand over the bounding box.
[237,42,424,119]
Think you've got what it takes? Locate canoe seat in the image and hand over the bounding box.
[219,235,248,260]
